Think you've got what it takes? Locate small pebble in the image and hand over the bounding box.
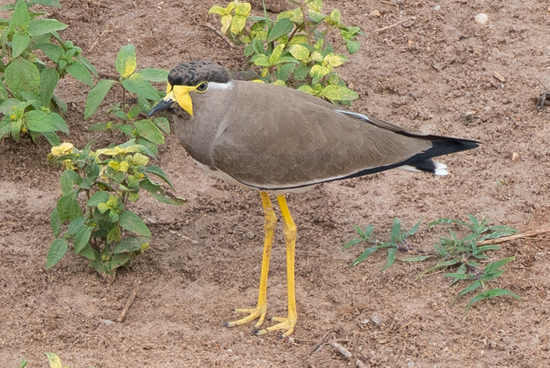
[434,5,440,11]
[475,13,488,25]
[370,314,383,325]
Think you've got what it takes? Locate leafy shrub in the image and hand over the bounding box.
[47,140,184,276]
[209,0,364,104]
[85,44,169,154]
[0,0,96,145]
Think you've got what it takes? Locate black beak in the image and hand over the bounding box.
[147,98,174,117]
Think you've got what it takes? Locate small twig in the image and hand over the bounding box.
[374,16,415,33]
[477,228,550,246]
[330,342,368,368]
[380,0,398,9]
[117,284,140,323]
[88,29,112,52]
[298,330,333,366]
[203,23,237,49]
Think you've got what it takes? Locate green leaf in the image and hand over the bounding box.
[32,0,62,7]
[465,289,521,313]
[52,94,67,114]
[484,256,515,274]
[153,117,170,134]
[60,169,82,194]
[344,39,361,54]
[122,73,161,101]
[137,68,169,82]
[12,32,30,59]
[74,225,92,253]
[87,191,109,207]
[67,216,86,235]
[144,166,175,190]
[321,85,359,101]
[140,178,185,205]
[76,55,98,78]
[251,54,271,67]
[401,255,431,262]
[107,224,122,243]
[297,84,315,96]
[119,210,151,237]
[381,247,397,271]
[390,218,402,243]
[267,17,293,43]
[78,244,96,260]
[26,110,57,132]
[208,5,228,16]
[110,253,131,269]
[230,14,247,34]
[10,0,30,29]
[275,63,296,82]
[352,246,379,266]
[417,258,460,277]
[288,44,310,61]
[310,64,331,84]
[45,239,68,269]
[57,189,83,222]
[294,64,310,81]
[28,19,67,36]
[116,44,137,78]
[134,119,164,145]
[4,58,40,99]
[50,207,61,237]
[113,236,149,254]
[67,61,93,86]
[84,79,116,119]
[34,43,63,62]
[343,238,362,249]
[49,112,69,134]
[39,68,59,108]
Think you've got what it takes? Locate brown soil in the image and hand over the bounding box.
[1,1,550,367]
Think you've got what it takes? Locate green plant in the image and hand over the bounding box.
[84,44,168,154]
[208,0,364,104]
[0,0,97,145]
[345,215,521,313]
[47,140,185,276]
[344,218,421,270]
[44,352,96,368]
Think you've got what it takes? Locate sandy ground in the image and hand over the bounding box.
[1,0,550,367]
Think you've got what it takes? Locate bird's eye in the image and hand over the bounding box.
[196,82,208,92]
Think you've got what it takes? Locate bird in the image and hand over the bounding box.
[148,61,479,337]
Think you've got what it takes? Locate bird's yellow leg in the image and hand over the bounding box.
[224,191,276,330]
[256,194,297,337]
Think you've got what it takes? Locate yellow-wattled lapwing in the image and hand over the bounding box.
[148,61,479,337]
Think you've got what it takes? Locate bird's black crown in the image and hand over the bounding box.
[168,61,230,87]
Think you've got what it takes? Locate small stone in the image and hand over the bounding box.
[370,314,383,325]
[512,152,520,161]
[434,5,440,10]
[370,10,381,17]
[475,13,488,25]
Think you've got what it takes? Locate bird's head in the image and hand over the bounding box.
[148,61,230,117]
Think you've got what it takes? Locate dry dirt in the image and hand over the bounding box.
[1,0,550,367]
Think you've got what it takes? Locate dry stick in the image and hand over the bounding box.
[117,284,140,323]
[203,24,237,49]
[298,330,333,366]
[374,17,416,33]
[477,228,550,246]
[330,342,368,368]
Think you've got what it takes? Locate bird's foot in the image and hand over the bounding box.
[223,306,267,330]
[255,315,296,337]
